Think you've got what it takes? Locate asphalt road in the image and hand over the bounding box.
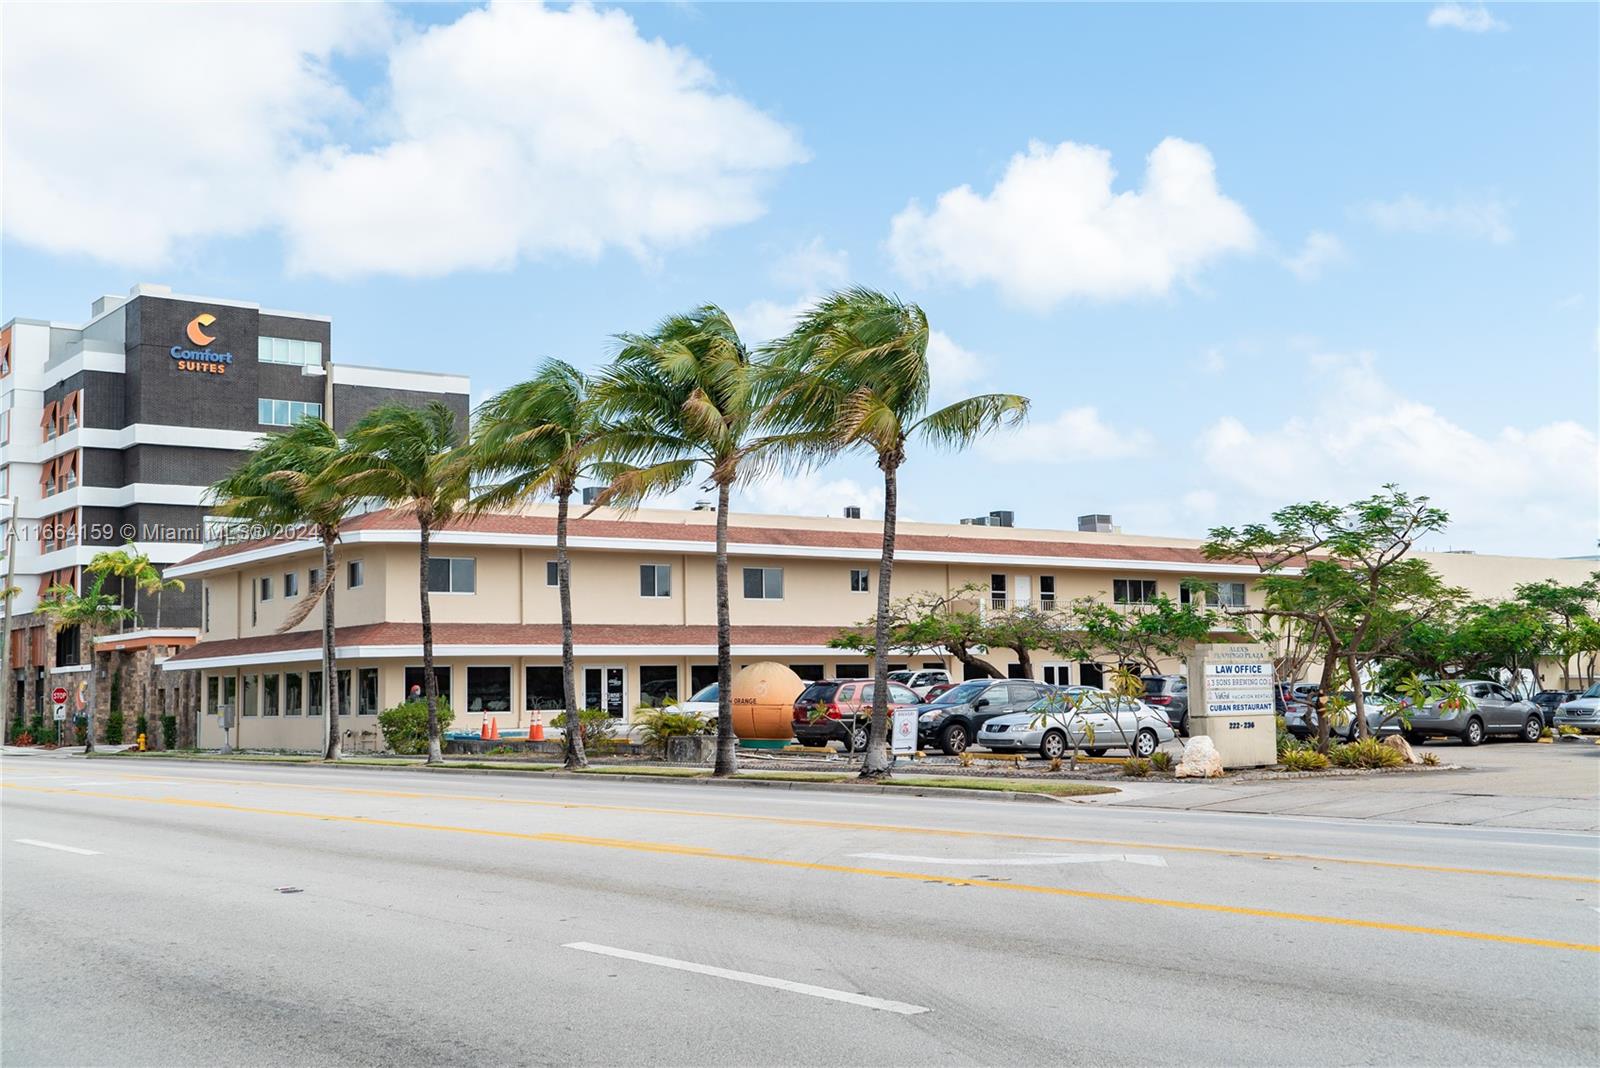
[3,756,1597,1066]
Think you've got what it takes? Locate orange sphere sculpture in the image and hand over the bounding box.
[729,662,806,740]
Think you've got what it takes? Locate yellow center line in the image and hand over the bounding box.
[5,781,1596,955]
[63,766,1600,887]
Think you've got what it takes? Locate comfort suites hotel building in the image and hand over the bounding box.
[160,504,1596,752]
[0,284,468,731]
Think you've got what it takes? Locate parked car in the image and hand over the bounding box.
[978,691,1175,759]
[1334,691,1404,741]
[1554,683,1600,732]
[915,678,1049,754]
[1276,681,1319,714]
[1533,689,1581,728]
[667,682,719,721]
[887,668,953,700]
[1404,680,1543,746]
[791,679,921,751]
[1140,674,1190,736]
[921,681,957,702]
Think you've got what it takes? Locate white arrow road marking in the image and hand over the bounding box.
[564,943,929,1015]
[15,839,101,856]
[850,851,1167,868]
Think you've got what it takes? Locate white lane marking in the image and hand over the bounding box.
[563,942,929,1015]
[15,838,101,856]
[851,851,1167,868]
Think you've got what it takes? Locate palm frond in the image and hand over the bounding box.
[913,393,1031,451]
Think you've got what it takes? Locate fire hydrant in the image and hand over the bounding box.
[136,732,148,752]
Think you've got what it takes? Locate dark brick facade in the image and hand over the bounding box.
[333,383,470,435]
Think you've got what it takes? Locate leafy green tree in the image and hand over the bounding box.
[469,360,607,770]
[143,571,186,630]
[829,583,1004,679]
[982,603,1072,679]
[331,402,470,765]
[595,307,819,777]
[38,571,133,752]
[1062,594,1217,676]
[1515,575,1600,689]
[767,288,1028,779]
[1204,485,1460,749]
[211,418,351,759]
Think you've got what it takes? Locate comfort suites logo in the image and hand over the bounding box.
[171,312,233,375]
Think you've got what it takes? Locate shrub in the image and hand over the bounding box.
[956,751,974,767]
[1277,748,1330,772]
[1150,750,1174,774]
[377,699,455,755]
[635,706,707,752]
[1120,757,1152,777]
[557,708,619,756]
[1558,725,1581,737]
[12,731,34,746]
[105,709,125,746]
[161,714,178,750]
[136,714,150,743]
[1332,736,1404,769]
[1421,751,1440,766]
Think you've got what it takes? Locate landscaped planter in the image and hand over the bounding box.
[665,735,718,763]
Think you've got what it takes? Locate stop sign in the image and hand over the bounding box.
[51,686,68,704]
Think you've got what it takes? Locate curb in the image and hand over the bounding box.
[91,752,1085,804]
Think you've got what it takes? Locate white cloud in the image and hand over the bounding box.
[772,237,849,292]
[730,296,810,346]
[736,469,883,520]
[1358,194,1514,244]
[980,406,1152,464]
[887,137,1257,308]
[1196,352,1597,552]
[1,2,391,267]
[1283,231,1347,280]
[2,2,802,276]
[1427,4,1508,33]
[926,330,985,401]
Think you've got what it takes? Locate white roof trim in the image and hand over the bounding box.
[165,642,864,671]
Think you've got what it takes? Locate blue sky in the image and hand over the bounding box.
[4,2,1595,555]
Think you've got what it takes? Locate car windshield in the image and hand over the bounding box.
[1583,683,1600,699]
[795,682,840,704]
[887,671,915,683]
[929,680,990,705]
[688,683,718,703]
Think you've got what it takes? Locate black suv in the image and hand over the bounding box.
[1141,675,1190,736]
[915,678,1049,754]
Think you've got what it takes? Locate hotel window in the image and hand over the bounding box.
[308,670,324,716]
[62,391,79,433]
[1113,578,1159,605]
[347,560,365,588]
[263,673,280,717]
[258,336,323,367]
[283,571,299,597]
[990,574,1007,610]
[242,674,259,716]
[849,568,870,592]
[285,672,303,716]
[428,557,476,593]
[259,576,273,601]
[41,401,57,441]
[1039,576,1056,608]
[257,398,323,427]
[358,668,379,714]
[467,666,511,713]
[639,563,671,598]
[545,561,559,587]
[742,566,784,600]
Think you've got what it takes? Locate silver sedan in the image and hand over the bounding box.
[978,693,1175,759]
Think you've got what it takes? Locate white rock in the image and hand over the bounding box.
[1174,736,1225,778]
[1382,735,1422,765]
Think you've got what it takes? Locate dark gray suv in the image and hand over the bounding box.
[915,678,1048,754]
[1141,675,1190,736]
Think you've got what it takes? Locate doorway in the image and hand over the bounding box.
[584,666,626,718]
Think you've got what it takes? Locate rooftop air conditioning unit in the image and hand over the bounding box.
[1077,513,1114,533]
[988,510,1015,528]
[844,506,861,519]
[581,487,604,506]
[692,499,714,511]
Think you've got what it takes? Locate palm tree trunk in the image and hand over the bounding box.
[860,458,900,779]
[155,588,163,629]
[83,625,98,753]
[322,532,341,760]
[557,488,585,769]
[420,517,442,765]
[713,480,736,777]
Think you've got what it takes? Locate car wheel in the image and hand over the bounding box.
[1133,728,1159,759]
[1520,715,1541,743]
[1177,714,1190,738]
[1084,748,1107,758]
[940,723,969,755]
[1461,717,1484,746]
[847,724,869,753]
[1404,731,1425,745]
[1039,730,1066,761]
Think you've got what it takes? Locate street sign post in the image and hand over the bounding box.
[51,686,68,705]
[53,702,66,722]
[892,704,917,755]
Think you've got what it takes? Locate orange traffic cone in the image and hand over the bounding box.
[489,717,500,741]
[529,710,545,742]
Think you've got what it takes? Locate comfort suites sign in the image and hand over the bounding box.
[170,313,235,375]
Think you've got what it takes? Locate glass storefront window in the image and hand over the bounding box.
[467,666,511,713]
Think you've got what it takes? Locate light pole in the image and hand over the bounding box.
[1,496,18,736]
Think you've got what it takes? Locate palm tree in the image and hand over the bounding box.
[210,418,351,759]
[144,572,186,629]
[766,288,1029,778]
[86,546,134,630]
[594,306,820,777]
[468,360,606,770]
[332,401,470,765]
[38,571,133,752]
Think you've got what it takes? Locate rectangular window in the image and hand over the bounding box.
[203,586,211,632]
[742,566,784,600]
[357,668,378,715]
[467,666,511,713]
[639,563,671,598]
[0,409,8,444]
[1113,578,1158,605]
[258,336,323,367]
[242,674,259,716]
[1217,581,1246,608]
[638,665,679,708]
[526,666,564,712]
[347,560,364,588]
[207,676,220,716]
[835,663,869,679]
[428,556,476,593]
[258,397,323,426]
[308,567,321,591]
[262,673,280,716]
[283,572,299,597]
[337,670,351,716]
[285,672,303,716]
[689,664,718,695]
[222,676,237,718]
[259,576,272,601]
[990,574,1007,610]
[1039,576,1056,607]
[545,561,559,587]
[403,666,452,705]
[849,568,870,592]
[308,670,324,716]
[788,664,825,681]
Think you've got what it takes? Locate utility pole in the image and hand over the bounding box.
[1,496,18,734]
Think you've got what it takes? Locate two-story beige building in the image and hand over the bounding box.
[163,505,1598,752]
